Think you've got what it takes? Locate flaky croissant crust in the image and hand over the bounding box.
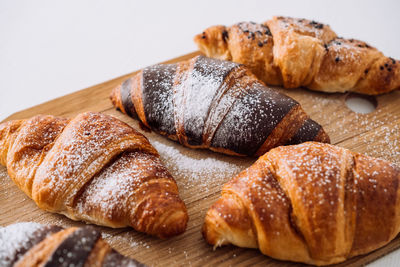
[203,142,400,265]
[195,16,400,95]
[0,112,188,239]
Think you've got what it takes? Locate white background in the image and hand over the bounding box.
[1,0,400,265]
[1,0,400,121]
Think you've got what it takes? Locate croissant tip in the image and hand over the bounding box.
[135,194,189,239]
[201,211,222,246]
[109,86,118,103]
[317,128,331,144]
[202,219,228,249]
[193,33,202,43]
[156,210,189,239]
[202,225,214,246]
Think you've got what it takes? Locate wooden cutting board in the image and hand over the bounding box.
[1,51,400,266]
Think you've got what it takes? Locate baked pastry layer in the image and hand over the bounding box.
[195,17,400,95]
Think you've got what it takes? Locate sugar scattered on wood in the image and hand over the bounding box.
[150,139,249,192]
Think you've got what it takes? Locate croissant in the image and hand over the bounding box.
[203,142,400,265]
[0,222,145,267]
[110,55,329,157]
[194,16,400,95]
[0,112,188,239]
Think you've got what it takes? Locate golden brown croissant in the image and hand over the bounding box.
[110,55,329,157]
[195,16,400,95]
[0,112,188,239]
[0,222,145,267]
[203,142,400,265]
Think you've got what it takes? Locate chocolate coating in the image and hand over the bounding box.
[114,55,329,156]
[182,56,239,146]
[45,227,100,267]
[142,64,177,136]
[212,83,298,155]
[288,119,321,145]
[0,225,63,267]
[121,79,137,118]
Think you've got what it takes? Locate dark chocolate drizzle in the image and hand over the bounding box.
[102,249,146,267]
[142,64,177,136]
[211,82,298,155]
[44,226,100,267]
[121,78,137,118]
[0,224,63,267]
[287,119,321,145]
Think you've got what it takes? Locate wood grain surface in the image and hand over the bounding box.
[1,51,400,266]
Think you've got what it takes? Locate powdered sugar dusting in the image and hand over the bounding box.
[323,100,399,165]
[328,39,364,62]
[213,83,282,142]
[279,88,400,165]
[75,151,171,220]
[175,56,238,143]
[150,139,247,192]
[0,222,42,266]
[101,232,142,249]
[276,143,345,210]
[350,123,400,165]
[34,112,140,207]
[237,21,271,37]
[274,16,333,40]
[142,64,176,134]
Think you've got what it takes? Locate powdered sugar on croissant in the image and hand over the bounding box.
[195,16,400,95]
[203,142,400,265]
[0,222,145,266]
[0,112,188,239]
[110,55,330,157]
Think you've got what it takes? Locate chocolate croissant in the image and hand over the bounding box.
[195,16,400,95]
[0,112,188,239]
[0,222,145,267]
[110,55,329,157]
[203,142,400,265]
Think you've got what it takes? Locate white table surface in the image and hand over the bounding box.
[1,0,400,266]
